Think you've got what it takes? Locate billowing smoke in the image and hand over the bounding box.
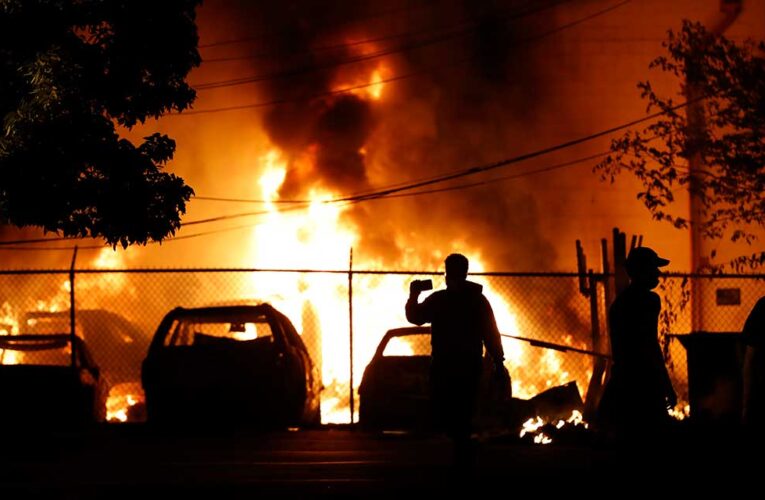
[194,0,560,270]
[269,95,374,197]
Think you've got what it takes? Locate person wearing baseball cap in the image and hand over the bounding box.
[597,246,676,439]
[625,246,670,282]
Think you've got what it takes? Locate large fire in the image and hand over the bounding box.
[240,77,583,422]
[0,63,593,428]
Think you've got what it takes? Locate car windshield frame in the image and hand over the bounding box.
[375,327,432,358]
[0,334,95,369]
[166,314,274,346]
[152,305,287,350]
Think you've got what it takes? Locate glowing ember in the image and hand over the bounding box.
[520,410,589,445]
[567,409,587,427]
[534,433,552,445]
[106,382,144,423]
[520,416,545,438]
[668,403,690,421]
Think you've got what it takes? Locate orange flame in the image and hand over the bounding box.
[244,146,580,423]
[106,383,143,423]
[520,410,589,445]
[0,302,20,365]
[334,64,390,101]
[2,247,143,422]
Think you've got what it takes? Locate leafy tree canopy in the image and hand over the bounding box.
[596,20,765,270]
[0,0,200,247]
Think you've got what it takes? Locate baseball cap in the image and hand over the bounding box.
[625,246,670,271]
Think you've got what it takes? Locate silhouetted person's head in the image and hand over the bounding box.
[445,253,469,289]
[625,247,669,290]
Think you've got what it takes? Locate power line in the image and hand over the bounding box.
[197,0,449,49]
[182,100,688,226]
[200,0,574,63]
[367,151,613,200]
[0,152,603,251]
[182,151,613,228]
[0,219,293,251]
[172,70,425,115]
[169,113,665,222]
[193,151,612,205]
[0,235,75,245]
[192,39,438,90]
[201,32,417,63]
[201,16,476,63]
[0,246,101,252]
[313,99,689,204]
[171,0,630,115]
[193,196,310,204]
[191,0,582,91]
[0,94,687,248]
[196,18,482,88]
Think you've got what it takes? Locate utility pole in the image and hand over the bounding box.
[687,0,742,331]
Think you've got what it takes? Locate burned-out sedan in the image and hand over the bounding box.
[21,310,149,422]
[142,304,321,428]
[0,333,108,426]
[358,326,512,431]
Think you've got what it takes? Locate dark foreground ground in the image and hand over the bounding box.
[0,422,759,498]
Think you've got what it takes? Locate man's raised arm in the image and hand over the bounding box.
[406,281,431,325]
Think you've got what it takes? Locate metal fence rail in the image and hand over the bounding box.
[1,267,762,424]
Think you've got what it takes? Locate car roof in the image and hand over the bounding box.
[0,333,79,347]
[201,299,266,308]
[383,326,431,338]
[372,326,432,358]
[151,303,306,351]
[0,334,95,367]
[22,311,69,319]
[167,304,277,318]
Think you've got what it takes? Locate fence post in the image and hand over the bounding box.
[69,246,78,368]
[348,248,354,424]
[583,270,604,420]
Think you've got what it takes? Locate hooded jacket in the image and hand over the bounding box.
[406,280,504,366]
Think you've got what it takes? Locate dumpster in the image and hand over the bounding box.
[673,332,745,423]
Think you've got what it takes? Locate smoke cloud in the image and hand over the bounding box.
[193,0,560,270]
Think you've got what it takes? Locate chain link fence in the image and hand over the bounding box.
[656,274,765,414]
[1,268,761,424]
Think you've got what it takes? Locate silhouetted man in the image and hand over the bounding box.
[405,253,506,468]
[597,246,677,437]
[742,297,765,427]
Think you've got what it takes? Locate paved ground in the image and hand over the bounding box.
[0,424,758,498]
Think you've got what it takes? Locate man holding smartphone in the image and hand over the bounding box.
[405,253,506,470]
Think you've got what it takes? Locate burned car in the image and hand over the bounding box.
[0,333,108,426]
[142,304,321,427]
[359,326,512,431]
[21,310,149,422]
[22,310,147,376]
